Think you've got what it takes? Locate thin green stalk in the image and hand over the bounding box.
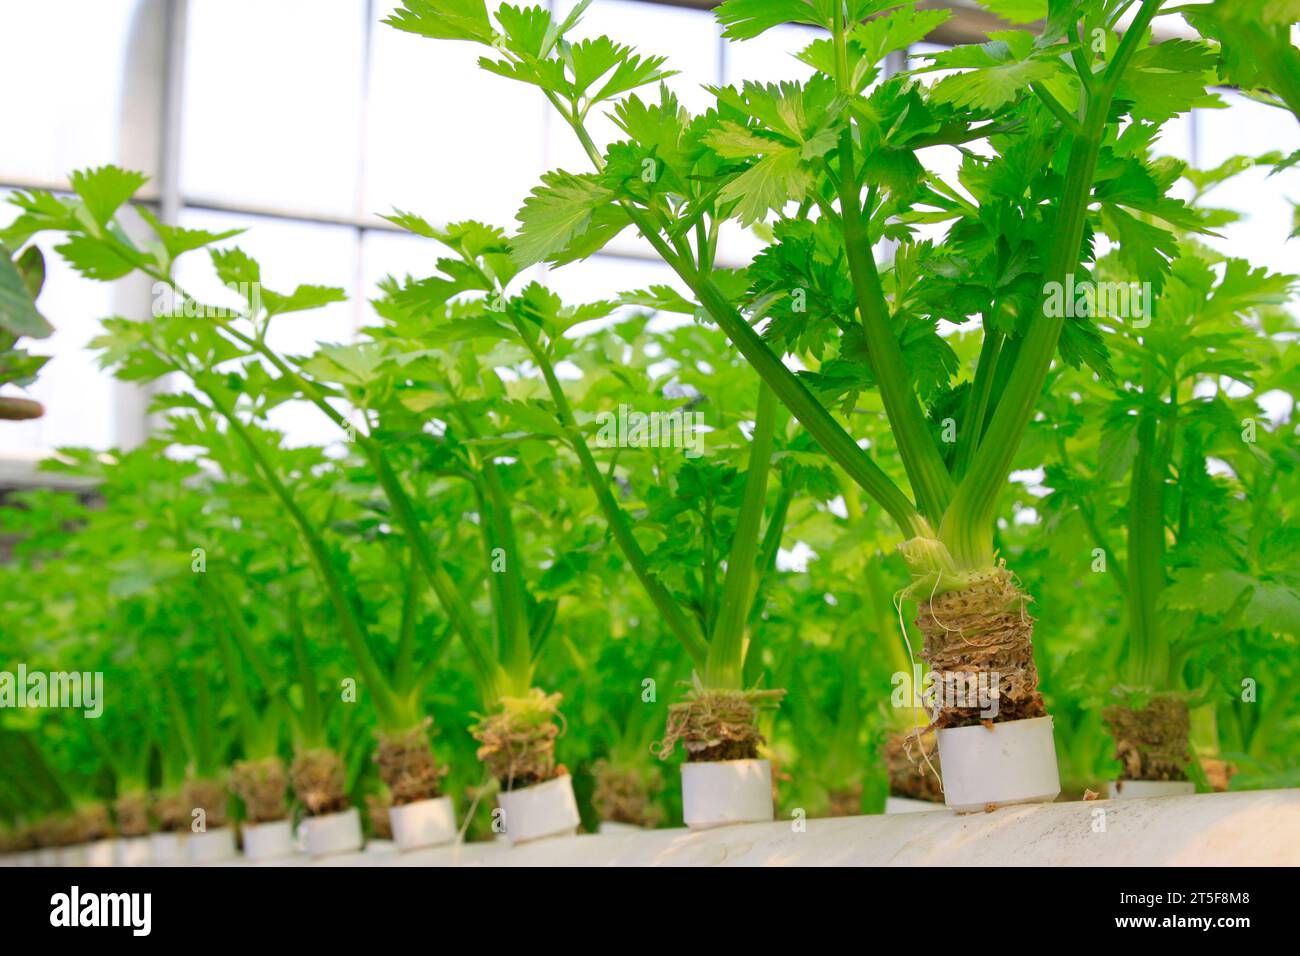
[206,386,401,725]
[1052,430,1128,594]
[689,274,925,537]
[200,586,261,748]
[394,557,419,694]
[516,319,709,663]
[702,495,716,634]
[540,87,926,539]
[829,8,954,521]
[370,453,501,705]
[217,623,266,753]
[199,306,498,704]
[835,165,954,519]
[288,592,326,749]
[747,483,791,628]
[1126,405,1167,688]
[952,327,1003,480]
[208,572,279,691]
[1031,82,1084,136]
[705,383,779,690]
[161,673,195,770]
[442,386,532,694]
[942,0,1163,569]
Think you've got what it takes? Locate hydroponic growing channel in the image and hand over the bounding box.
[1,0,1298,876]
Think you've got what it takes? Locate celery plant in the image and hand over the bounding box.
[1,176,477,805]
[386,0,1214,731]
[375,226,792,755]
[1041,156,1298,780]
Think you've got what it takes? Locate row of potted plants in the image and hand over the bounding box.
[2,0,1299,860]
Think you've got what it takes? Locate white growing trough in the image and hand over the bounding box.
[6,790,1296,867]
[312,789,1299,867]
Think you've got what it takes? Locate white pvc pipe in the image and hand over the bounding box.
[287,788,1299,867]
[1107,780,1196,800]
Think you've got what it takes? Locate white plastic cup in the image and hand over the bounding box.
[301,807,363,857]
[936,715,1061,813]
[1107,779,1196,800]
[149,832,187,865]
[681,759,775,830]
[388,796,457,851]
[497,775,581,845]
[242,819,297,861]
[188,826,237,864]
[115,836,153,867]
[85,838,119,867]
[58,844,89,867]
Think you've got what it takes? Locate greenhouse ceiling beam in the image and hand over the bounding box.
[646,0,1189,45]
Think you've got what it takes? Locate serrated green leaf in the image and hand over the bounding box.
[69,165,149,226]
[262,285,348,316]
[714,0,828,40]
[54,234,142,281]
[384,0,493,43]
[719,144,810,227]
[929,56,1056,111]
[210,247,262,288]
[136,206,242,261]
[513,170,616,266]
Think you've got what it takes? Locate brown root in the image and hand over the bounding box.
[49,817,77,848]
[70,804,113,842]
[472,688,564,790]
[11,823,38,851]
[182,777,230,829]
[1103,694,1190,782]
[591,760,664,828]
[1200,755,1236,792]
[231,756,290,823]
[30,817,66,848]
[654,684,786,762]
[365,791,394,839]
[114,790,152,837]
[375,719,446,805]
[882,730,945,803]
[828,785,864,817]
[916,566,1046,729]
[290,748,350,816]
[152,791,189,833]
